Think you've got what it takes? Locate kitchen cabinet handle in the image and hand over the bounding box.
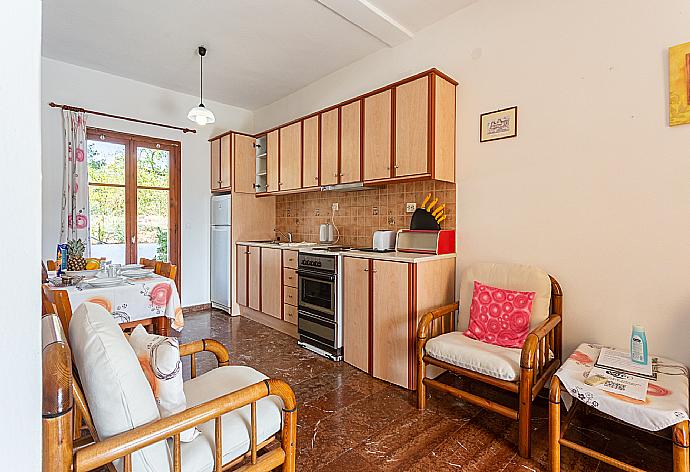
[394,165,399,169]
[363,268,369,272]
[333,172,338,177]
[314,176,318,180]
[339,173,344,177]
[385,166,390,170]
[372,269,377,273]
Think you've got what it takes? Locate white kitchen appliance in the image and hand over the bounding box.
[210,194,231,313]
[372,230,396,251]
[319,223,336,244]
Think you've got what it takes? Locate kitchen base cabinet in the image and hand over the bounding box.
[236,243,300,330]
[248,246,261,311]
[261,247,281,319]
[343,257,370,373]
[342,255,456,390]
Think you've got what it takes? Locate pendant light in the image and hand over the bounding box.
[188,46,215,125]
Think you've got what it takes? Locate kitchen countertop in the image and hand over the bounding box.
[237,241,456,263]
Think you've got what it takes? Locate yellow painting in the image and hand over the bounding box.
[669,41,690,126]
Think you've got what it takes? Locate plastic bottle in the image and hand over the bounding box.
[630,325,648,365]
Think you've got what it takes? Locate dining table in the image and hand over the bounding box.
[46,273,184,332]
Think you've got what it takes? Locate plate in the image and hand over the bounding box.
[86,277,124,287]
[121,268,154,277]
[121,263,144,270]
[65,269,100,279]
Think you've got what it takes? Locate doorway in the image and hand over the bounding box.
[86,128,181,287]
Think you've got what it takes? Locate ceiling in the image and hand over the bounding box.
[42,0,475,110]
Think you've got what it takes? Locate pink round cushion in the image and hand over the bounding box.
[464,281,535,348]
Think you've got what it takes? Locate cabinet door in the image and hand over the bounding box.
[340,100,361,183]
[279,122,302,191]
[363,90,392,181]
[372,260,409,388]
[302,116,319,188]
[266,130,279,193]
[343,257,370,373]
[320,109,339,186]
[395,76,429,177]
[236,245,249,306]
[260,248,281,319]
[233,134,256,194]
[219,134,233,189]
[248,246,261,311]
[210,138,221,190]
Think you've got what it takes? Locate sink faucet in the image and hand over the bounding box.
[274,229,293,243]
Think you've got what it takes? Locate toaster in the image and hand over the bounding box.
[372,230,397,251]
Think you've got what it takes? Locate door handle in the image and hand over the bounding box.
[131,235,136,244]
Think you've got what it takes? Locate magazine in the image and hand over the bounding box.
[586,366,649,401]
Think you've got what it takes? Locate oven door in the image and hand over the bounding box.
[298,310,336,348]
[297,269,336,321]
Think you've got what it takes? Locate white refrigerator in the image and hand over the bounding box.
[210,194,231,313]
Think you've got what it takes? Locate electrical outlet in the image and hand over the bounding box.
[332,202,339,211]
[406,202,417,213]
[372,207,379,216]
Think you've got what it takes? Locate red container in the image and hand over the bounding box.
[395,229,456,255]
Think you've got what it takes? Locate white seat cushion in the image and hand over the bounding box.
[425,331,522,381]
[69,302,171,472]
[459,263,552,332]
[178,366,283,472]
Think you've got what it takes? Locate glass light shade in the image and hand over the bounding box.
[187,104,215,125]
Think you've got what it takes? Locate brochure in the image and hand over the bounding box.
[587,366,649,401]
[594,347,656,380]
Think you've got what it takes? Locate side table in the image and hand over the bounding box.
[549,343,689,471]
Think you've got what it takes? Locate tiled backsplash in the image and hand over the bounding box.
[275,180,456,248]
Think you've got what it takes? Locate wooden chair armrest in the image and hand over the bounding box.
[179,339,230,367]
[520,315,562,369]
[74,378,296,471]
[417,301,460,341]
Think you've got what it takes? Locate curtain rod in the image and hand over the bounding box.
[48,102,197,134]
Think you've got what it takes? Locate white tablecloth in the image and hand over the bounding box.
[556,343,689,431]
[48,275,184,331]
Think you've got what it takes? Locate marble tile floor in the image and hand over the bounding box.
[179,310,674,472]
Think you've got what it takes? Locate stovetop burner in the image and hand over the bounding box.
[312,245,351,252]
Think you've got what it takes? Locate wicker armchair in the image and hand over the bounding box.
[42,306,297,472]
[417,263,563,458]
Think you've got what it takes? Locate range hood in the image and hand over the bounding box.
[320,182,376,192]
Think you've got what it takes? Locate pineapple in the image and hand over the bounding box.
[66,239,87,271]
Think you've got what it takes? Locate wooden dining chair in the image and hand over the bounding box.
[156,261,177,281]
[42,285,74,335]
[139,257,161,271]
[46,259,57,271]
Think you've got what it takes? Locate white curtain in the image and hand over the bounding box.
[60,110,90,254]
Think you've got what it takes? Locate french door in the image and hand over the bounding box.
[86,128,181,285]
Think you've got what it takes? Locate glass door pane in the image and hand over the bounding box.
[87,139,127,264]
[137,188,169,261]
[136,146,170,262]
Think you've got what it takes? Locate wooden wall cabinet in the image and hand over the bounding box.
[302,116,319,188]
[339,100,361,183]
[266,130,279,193]
[217,68,456,196]
[319,108,339,186]
[279,122,302,191]
[210,138,221,191]
[342,255,456,389]
[233,134,256,194]
[363,90,392,181]
[261,248,282,319]
[210,134,232,191]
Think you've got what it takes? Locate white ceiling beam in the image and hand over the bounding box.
[316,0,414,47]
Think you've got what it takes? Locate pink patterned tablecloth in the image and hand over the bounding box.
[48,275,184,331]
[556,343,689,431]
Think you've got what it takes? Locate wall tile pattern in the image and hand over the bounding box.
[275,180,455,247]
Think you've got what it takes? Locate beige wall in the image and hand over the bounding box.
[254,0,690,365]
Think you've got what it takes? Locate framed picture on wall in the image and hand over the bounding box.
[480,106,518,142]
[669,41,690,126]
